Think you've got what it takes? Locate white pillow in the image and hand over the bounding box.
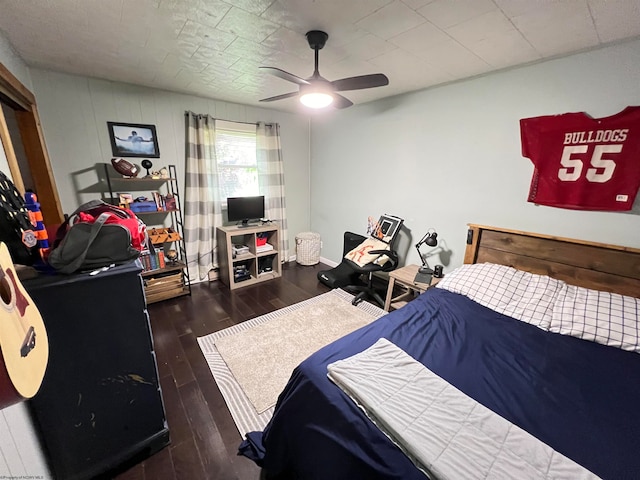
[435,263,565,330]
[551,285,640,353]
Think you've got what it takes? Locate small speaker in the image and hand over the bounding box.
[433,265,444,278]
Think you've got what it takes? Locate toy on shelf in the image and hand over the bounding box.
[165,249,178,264]
[141,159,153,177]
[140,160,168,179]
[111,158,140,177]
[24,192,49,260]
[148,227,181,244]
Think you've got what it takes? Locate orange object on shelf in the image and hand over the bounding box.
[148,228,181,245]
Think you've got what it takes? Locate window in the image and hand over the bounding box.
[215,120,258,200]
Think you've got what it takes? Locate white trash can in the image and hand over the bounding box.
[295,232,321,265]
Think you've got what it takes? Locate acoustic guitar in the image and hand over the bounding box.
[0,242,48,409]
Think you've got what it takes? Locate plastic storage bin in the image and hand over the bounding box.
[129,201,159,213]
[295,232,321,265]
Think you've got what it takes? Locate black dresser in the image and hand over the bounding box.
[24,261,169,480]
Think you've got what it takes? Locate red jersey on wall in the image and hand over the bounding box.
[520,106,640,210]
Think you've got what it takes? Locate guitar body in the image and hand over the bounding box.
[0,242,48,409]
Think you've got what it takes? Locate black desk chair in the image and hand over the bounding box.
[317,231,368,289]
[318,215,404,307]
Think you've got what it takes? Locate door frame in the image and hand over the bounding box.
[0,62,63,224]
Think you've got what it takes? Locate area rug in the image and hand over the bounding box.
[197,289,386,437]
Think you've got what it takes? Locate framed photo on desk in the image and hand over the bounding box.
[373,214,402,244]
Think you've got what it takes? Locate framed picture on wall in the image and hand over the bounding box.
[107,122,160,158]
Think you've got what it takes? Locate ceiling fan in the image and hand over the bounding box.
[259,30,389,109]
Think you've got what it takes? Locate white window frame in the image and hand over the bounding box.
[215,120,258,205]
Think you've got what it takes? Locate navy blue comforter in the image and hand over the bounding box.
[240,288,640,479]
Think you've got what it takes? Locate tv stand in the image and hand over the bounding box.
[217,224,281,290]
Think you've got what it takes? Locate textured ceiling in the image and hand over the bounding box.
[1,0,639,113]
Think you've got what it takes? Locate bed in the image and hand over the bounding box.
[239,225,640,480]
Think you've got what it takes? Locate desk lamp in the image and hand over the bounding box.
[415,229,438,274]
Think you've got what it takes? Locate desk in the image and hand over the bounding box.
[383,264,441,311]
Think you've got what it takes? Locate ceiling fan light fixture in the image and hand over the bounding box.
[259,31,388,109]
[300,91,334,108]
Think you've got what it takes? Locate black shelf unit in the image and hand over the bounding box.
[103,163,191,303]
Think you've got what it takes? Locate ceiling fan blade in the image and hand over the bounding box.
[259,91,299,103]
[259,32,388,109]
[331,73,389,92]
[260,67,310,86]
[332,93,354,109]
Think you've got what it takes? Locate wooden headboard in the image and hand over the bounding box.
[463,224,640,297]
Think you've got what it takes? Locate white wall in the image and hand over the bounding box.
[0,32,32,91]
[0,127,10,176]
[0,403,50,478]
[28,69,312,261]
[0,32,51,480]
[310,38,640,269]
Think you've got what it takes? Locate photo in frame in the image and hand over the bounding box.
[107,122,160,158]
[372,214,402,244]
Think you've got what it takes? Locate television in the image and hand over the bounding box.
[227,195,265,227]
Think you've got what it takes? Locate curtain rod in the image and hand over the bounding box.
[184,111,274,127]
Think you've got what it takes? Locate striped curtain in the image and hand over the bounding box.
[257,122,289,261]
[184,112,223,282]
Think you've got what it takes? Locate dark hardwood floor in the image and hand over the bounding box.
[114,261,332,480]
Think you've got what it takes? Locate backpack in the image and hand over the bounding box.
[0,170,39,265]
[48,199,146,274]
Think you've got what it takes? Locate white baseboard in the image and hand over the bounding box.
[319,256,338,268]
[288,255,337,267]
